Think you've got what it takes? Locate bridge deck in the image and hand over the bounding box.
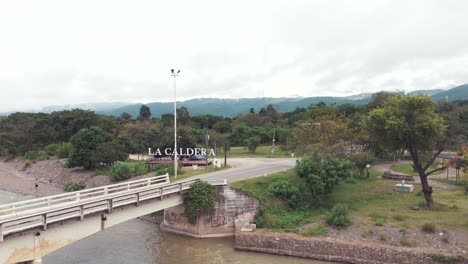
[0,174,226,242]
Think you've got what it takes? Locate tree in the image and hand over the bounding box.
[244,136,260,153]
[139,105,151,120]
[364,95,447,207]
[176,106,190,125]
[68,127,113,169]
[92,140,128,166]
[120,112,132,121]
[295,150,352,198]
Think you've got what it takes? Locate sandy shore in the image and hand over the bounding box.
[0,158,64,197]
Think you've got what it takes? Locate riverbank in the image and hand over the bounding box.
[235,230,468,264]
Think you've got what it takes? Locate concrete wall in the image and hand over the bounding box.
[161,186,259,237]
[235,231,468,264]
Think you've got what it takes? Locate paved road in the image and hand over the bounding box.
[192,157,297,183]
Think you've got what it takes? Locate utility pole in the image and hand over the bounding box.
[171,69,180,178]
[205,129,209,169]
[271,128,276,158]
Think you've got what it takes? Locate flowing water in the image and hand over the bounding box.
[1,190,328,264]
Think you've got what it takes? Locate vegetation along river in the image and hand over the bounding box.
[1,190,327,264]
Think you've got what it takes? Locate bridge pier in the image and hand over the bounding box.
[161,185,259,237]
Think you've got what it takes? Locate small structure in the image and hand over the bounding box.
[394,180,414,192]
[382,171,415,182]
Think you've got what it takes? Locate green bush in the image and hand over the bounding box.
[267,180,300,208]
[45,143,59,156]
[108,161,149,181]
[421,222,436,233]
[109,163,132,181]
[325,203,351,227]
[375,217,386,226]
[57,142,73,159]
[183,181,216,224]
[254,204,308,229]
[133,161,148,175]
[24,151,39,160]
[64,182,85,192]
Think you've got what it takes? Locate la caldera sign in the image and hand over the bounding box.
[148,147,216,156]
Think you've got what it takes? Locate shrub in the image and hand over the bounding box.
[421,222,436,233]
[23,159,33,170]
[183,181,216,224]
[375,218,386,226]
[378,232,387,241]
[109,163,132,181]
[400,236,417,247]
[37,154,49,161]
[57,142,73,159]
[24,151,39,160]
[267,180,300,208]
[64,182,85,192]
[133,161,148,175]
[392,214,406,221]
[45,143,59,156]
[254,204,308,229]
[325,203,351,227]
[362,229,374,238]
[429,254,463,263]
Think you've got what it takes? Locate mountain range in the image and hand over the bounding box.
[1,84,467,118]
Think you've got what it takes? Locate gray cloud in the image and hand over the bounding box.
[0,0,468,112]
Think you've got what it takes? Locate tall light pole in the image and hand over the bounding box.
[171,69,180,178]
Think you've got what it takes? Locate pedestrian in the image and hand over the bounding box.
[34,178,39,189]
[48,177,53,184]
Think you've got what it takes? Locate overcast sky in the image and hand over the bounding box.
[0,0,467,112]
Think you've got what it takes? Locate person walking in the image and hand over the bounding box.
[34,178,39,189]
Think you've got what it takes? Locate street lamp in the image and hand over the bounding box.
[171,69,180,178]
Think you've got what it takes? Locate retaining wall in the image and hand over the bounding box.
[161,185,259,237]
[235,231,468,264]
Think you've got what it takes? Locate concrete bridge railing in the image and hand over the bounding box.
[0,174,226,242]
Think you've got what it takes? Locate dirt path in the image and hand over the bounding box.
[373,160,463,190]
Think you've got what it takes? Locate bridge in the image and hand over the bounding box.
[0,174,226,264]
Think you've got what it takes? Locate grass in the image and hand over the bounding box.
[390,163,437,176]
[230,166,468,231]
[431,177,466,186]
[301,225,328,237]
[218,145,292,158]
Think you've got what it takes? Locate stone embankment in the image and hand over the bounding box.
[235,230,468,264]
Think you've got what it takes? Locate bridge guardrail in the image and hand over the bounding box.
[0,174,170,217]
[0,175,226,242]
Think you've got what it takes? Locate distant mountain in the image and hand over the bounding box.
[408,89,445,96]
[2,85,466,118]
[39,102,130,113]
[98,96,374,118]
[431,84,468,102]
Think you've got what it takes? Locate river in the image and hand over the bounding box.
[1,190,327,264]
